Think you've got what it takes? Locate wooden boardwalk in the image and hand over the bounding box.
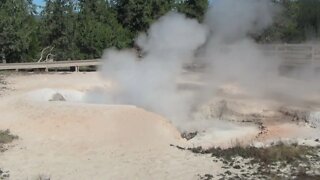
[259,44,320,66]
[0,60,101,71]
[1,44,320,71]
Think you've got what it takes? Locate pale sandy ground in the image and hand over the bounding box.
[0,72,223,180]
[0,72,319,179]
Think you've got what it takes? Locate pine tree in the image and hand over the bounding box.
[114,0,153,36]
[40,0,78,60]
[0,0,39,62]
[176,0,209,22]
[112,0,175,45]
[150,0,174,20]
[76,0,130,59]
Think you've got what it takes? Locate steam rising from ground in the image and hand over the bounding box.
[206,0,277,43]
[101,13,208,126]
[100,0,320,130]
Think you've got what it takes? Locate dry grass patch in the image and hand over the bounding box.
[187,141,320,179]
[0,129,18,144]
[0,129,18,152]
[190,141,318,164]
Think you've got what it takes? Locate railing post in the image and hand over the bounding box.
[312,45,315,63]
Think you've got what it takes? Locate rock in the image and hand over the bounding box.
[225,170,232,175]
[315,139,319,142]
[49,93,66,101]
[181,131,198,140]
[233,165,241,169]
[2,173,9,178]
[175,145,186,150]
[0,170,10,180]
[203,174,213,180]
[38,174,51,180]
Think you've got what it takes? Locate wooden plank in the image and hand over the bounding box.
[0,60,101,71]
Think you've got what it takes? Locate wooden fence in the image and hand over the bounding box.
[0,60,100,71]
[1,44,320,71]
[259,44,320,66]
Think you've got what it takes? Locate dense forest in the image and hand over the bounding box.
[0,0,320,63]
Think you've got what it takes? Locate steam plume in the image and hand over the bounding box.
[98,0,320,130]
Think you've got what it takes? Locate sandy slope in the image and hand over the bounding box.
[0,73,222,180]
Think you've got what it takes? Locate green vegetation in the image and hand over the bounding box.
[0,129,18,157]
[257,0,320,43]
[184,142,320,179]
[0,0,209,62]
[190,142,319,164]
[0,129,18,144]
[1,0,320,62]
[0,0,38,63]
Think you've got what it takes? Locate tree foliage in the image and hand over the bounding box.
[296,0,320,40]
[1,0,320,62]
[76,0,130,59]
[176,0,208,22]
[112,0,180,45]
[0,0,38,62]
[40,0,78,60]
[258,0,320,43]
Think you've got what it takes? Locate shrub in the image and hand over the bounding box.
[0,129,18,144]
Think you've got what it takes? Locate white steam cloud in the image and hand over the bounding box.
[98,0,320,130]
[101,13,208,125]
[206,0,277,42]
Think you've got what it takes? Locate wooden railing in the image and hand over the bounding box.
[1,44,320,71]
[259,44,320,65]
[0,59,101,71]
